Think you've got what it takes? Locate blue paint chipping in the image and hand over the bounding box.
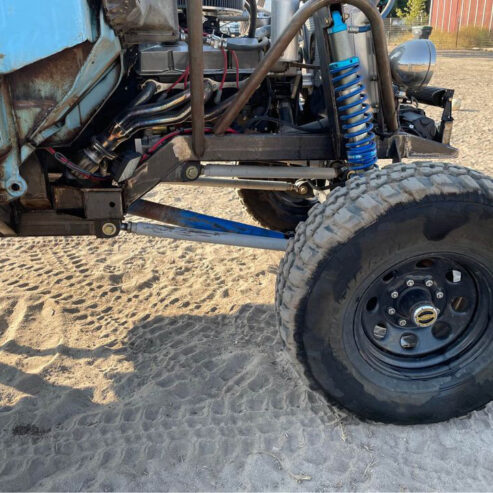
[176,208,286,238]
[128,202,286,239]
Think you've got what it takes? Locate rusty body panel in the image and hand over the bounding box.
[19,154,51,209]
[9,43,93,145]
[0,9,121,201]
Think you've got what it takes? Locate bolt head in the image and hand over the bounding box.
[436,291,444,299]
[391,291,399,299]
[387,307,396,315]
[185,165,200,180]
[399,319,407,327]
[406,279,415,287]
[425,279,434,287]
[102,222,117,236]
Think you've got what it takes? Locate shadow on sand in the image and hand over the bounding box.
[0,304,345,490]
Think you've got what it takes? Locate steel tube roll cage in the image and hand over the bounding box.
[187,0,398,158]
[119,0,396,250]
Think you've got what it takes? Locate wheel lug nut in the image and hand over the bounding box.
[399,319,407,327]
[436,291,444,299]
[391,291,399,299]
[400,333,418,350]
[406,279,415,287]
[425,279,434,287]
[388,307,396,315]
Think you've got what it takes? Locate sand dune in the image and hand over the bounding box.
[1,55,493,491]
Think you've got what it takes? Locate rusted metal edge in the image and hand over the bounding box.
[187,0,206,157]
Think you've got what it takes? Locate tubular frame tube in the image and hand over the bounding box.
[214,0,398,134]
[187,0,206,157]
[246,0,258,38]
[124,222,288,251]
[313,9,342,158]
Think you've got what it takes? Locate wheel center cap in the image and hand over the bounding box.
[413,305,439,327]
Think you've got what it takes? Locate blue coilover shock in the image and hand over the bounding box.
[327,12,378,171]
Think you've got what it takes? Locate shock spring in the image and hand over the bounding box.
[330,56,377,171]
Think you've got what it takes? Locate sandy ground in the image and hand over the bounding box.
[1,55,493,492]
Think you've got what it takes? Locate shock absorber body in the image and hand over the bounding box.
[326,11,377,171]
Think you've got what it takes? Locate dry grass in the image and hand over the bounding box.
[430,26,493,49]
[388,32,413,48]
[387,26,493,51]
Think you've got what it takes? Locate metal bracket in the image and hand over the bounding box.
[379,132,459,159]
[123,133,337,206]
[0,79,28,201]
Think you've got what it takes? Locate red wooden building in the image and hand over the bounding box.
[430,0,493,31]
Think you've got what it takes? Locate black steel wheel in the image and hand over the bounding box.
[237,162,318,233]
[277,162,493,424]
[357,254,490,375]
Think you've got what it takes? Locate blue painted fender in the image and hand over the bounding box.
[0,0,97,75]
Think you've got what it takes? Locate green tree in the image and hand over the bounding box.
[396,0,426,25]
[391,0,409,15]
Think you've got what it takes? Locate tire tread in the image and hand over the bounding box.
[276,162,493,401]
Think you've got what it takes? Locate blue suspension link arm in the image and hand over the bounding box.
[128,199,286,239]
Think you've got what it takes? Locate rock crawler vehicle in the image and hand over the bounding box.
[1,0,492,424]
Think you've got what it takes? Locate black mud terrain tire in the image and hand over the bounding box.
[237,162,319,233]
[276,162,493,424]
[238,188,316,233]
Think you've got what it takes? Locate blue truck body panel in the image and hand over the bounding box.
[0,0,96,75]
